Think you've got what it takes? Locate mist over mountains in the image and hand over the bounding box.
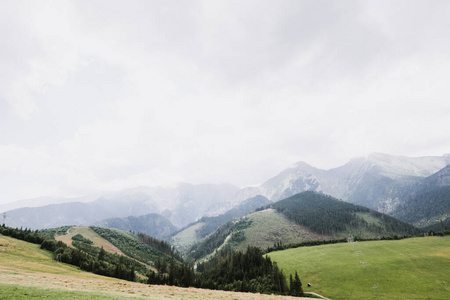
[2,153,449,232]
[1,183,239,229]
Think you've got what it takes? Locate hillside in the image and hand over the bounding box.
[53,226,129,256]
[43,226,178,267]
[96,213,178,239]
[271,192,418,237]
[170,195,270,252]
[0,234,306,299]
[391,165,450,230]
[391,185,450,230]
[187,192,419,262]
[187,209,329,261]
[269,236,450,300]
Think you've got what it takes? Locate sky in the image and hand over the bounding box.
[1,0,450,204]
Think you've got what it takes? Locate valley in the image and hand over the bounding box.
[1,153,449,299]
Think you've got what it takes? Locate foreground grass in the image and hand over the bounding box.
[269,236,450,300]
[0,283,126,300]
[0,235,306,299]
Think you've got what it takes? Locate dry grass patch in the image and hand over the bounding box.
[55,226,126,256]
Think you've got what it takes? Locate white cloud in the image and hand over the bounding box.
[1,0,450,203]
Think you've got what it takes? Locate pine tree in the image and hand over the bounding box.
[291,271,303,296]
[289,274,294,295]
[98,246,106,261]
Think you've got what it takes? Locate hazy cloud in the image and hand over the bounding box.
[1,0,450,203]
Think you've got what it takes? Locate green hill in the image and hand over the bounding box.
[39,225,180,278]
[271,191,418,237]
[170,195,270,253]
[268,236,450,300]
[187,192,419,262]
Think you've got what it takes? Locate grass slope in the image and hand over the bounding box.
[170,222,206,253]
[0,234,307,299]
[235,209,329,252]
[187,209,328,262]
[269,236,450,300]
[54,226,126,255]
[170,195,270,254]
[89,226,174,264]
[188,191,418,263]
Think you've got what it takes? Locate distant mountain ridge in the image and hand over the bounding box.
[206,153,450,216]
[2,183,240,230]
[3,153,449,232]
[96,213,178,239]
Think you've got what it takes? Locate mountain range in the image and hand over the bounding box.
[1,183,239,229]
[207,153,450,215]
[2,153,449,233]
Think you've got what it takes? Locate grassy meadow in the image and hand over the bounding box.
[0,234,306,299]
[269,236,450,300]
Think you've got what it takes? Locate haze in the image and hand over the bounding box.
[1,0,450,204]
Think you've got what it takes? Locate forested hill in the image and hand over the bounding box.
[186,192,419,263]
[169,195,270,253]
[192,195,270,240]
[271,191,418,236]
[391,185,450,230]
[391,165,450,230]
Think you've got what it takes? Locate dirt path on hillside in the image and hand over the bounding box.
[305,292,333,300]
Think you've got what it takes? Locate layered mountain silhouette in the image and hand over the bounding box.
[2,153,449,232]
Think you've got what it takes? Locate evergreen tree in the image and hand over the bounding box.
[98,246,106,261]
[291,271,303,296]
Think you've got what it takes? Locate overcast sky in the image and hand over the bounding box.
[1,0,450,204]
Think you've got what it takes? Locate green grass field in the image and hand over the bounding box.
[0,234,306,299]
[0,284,128,300]
[269,236,450,300]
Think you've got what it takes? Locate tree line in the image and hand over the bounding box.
[148,245,304,296]
[1,225,139,282]
[137,232,183,261]
[1,225,305,297]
